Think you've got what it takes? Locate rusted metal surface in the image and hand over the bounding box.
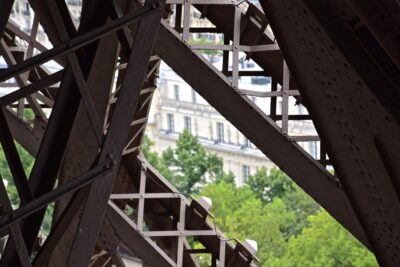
[259,0,400,265]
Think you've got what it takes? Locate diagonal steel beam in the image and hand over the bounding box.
[48,13,120,267]
[32,189,89,267]
[0,2,113,265]
[347,0,400,69]
[0,175,31,267]
[259,0,400,264]
[65,5,164,267]
[3,108,44,156]
[154,20,370,248]
[0,6,160,84]
[0,71,64,107]
[106,202,175,266]
[0,161,114,233]
[28,0,76,47]
[0,108,33,204]
[296,0,400,128]
[0,0,14,38]
[47,0,104,146]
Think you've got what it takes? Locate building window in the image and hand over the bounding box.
[191,89,197,103]
[297,104,306,115]
[184,116,192,133]
[246,61,255,68]
[216,122,224,143]
[193,10,201,19]
[174,84,180,100]
[278,99,283,114]
[308,141,318,159]
[167,113,174,133]
[250,76,270,85]
[242,165,250,182]
[244,138,251,148]
[23,3,30,15]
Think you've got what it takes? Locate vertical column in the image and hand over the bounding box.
[219,240,226,267]
[137,167,147,231]
[232,7,241,89]
[282,61,289,135]
[176,198,186,267]
[182,1,190,43]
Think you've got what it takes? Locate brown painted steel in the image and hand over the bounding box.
[259,0,400,265]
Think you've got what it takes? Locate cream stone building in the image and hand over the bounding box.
[147,61,319,185]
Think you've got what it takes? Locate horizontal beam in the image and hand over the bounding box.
[0,71,64,106]
[0,160,114,233]
[107,202,175,266]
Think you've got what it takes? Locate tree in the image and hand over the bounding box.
[199,182,295,265]
[283,185,320,237]
[0,142,34,206]
[0,140,54,235]
[142,134,375,266]
[278,210,378,267]
[214,171,235,185]
[160,130,227,194]
[247,166,320,236]
[188,37,223,57]
[247,167,295,202]
[141,135,173,181]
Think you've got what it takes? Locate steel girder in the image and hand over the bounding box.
[0,1,165,266]
[346,0,400,70]
[259,0,400,265]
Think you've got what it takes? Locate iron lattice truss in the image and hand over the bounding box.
[0,0,399,266]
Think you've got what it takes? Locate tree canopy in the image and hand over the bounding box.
[143,130,232,194]
[142,131,378,266]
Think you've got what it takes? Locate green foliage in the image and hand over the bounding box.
[247,167,295,202]
[23,108,35,122]
[144,130,229,194]
[0,141,53,235]
[188,37,223,56]
[0,142,34,206]
[200,182,295,265]
[214,171,235,185]
[283,185,320,237]
[199,182,377,266]
[277,211,378,267]
[247,166,320,237]
[141,135,173,180]
[142,133,377,266]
